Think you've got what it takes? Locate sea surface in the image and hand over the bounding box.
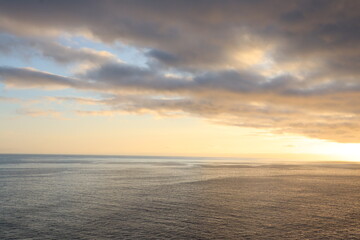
[1,154,360,239]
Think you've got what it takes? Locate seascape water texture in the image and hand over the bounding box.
[1,154,360,239]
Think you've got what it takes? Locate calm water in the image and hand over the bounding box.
[1,154,360,239]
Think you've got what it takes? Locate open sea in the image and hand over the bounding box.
[1,154,360,239]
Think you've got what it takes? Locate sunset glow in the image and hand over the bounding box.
[0,1,359,161]
[2,2,360,239]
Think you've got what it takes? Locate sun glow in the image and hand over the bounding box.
[312,143,360,162]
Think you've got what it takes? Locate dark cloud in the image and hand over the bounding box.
[146,49,179,65]
[81,62,191,92]
[280,10,305,23]
[0,1,358,69]
[0,0,359,143]
[0,66,76,89]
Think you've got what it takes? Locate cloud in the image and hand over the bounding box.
[0,1,358,69]
[0,1,359,143]
[146,49,179,65]
[0,66,76,89]
[47,96,102,105]
[2,62,360,142]
[0,33,117,65]
[0,96,21,103]
[16,108,61,118]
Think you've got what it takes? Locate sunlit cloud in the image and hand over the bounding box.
[0,0,359,145]
[16,107,62,118]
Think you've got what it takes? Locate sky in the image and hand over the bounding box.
[0,0,359,160]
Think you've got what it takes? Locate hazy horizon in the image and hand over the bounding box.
[0,152,350,163]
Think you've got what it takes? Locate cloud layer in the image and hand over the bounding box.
[0,0,359,142]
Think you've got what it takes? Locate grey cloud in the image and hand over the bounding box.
[280,10,304,23]
[0,66,76,89]
[0,0,289,69]
[81,63,191,92]
[83,62,360,97]
[0,0,360,143]
[0,0,357,70]
[146,49,179,65]
[0,0,356,90]
[3,62,360,111]
[0,33,116,65]
[81,62,292,94]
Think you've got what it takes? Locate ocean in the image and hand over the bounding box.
[1,154,360,239]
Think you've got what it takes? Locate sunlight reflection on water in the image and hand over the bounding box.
[1,154,360,239]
